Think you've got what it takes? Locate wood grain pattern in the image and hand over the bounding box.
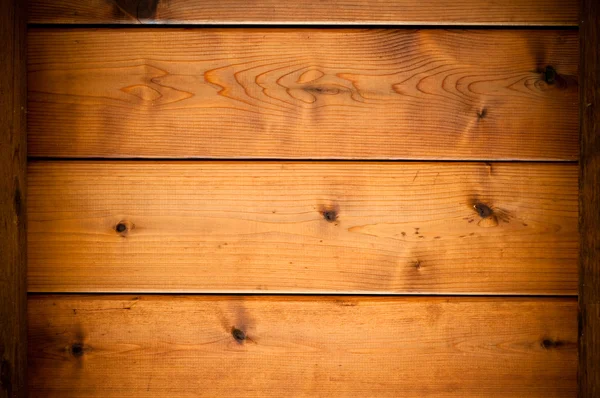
[28,295,577,397]
[27,29,579,160]
[28,161,578,294]
[28,0,579,26]
[579,0,600,395]
[0,0,27,397]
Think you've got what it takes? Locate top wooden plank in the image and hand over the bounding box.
[28,0,579,26]
[28,28,579,160]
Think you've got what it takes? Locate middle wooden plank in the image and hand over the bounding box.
[28,28,578,160]
[28,161,578,294]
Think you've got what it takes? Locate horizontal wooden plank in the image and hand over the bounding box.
[27,29,579,160]
[28,0,579,26]
[28,295,577,397]
[28,162,578,294]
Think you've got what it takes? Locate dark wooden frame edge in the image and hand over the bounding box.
[579,0,600,396]
[0,0,27,397]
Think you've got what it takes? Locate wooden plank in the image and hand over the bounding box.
[579,0,600,396]
[28,0,579,26]
[28,295,577,397]
[28,161,578,294]
[27,28,579,160]
[0,0,27,397]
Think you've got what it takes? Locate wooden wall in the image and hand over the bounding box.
[26,1,581,396]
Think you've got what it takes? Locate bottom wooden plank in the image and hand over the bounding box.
[28,296,576,397]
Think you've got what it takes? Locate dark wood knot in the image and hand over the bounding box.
[541,339,564,350]
[70,343,85,357]
[477,108,487,120]
[231,327,246,343]
[544,66,557,85]
[323,210,337,222]
[473,203,493,218]
[115,220,133,235]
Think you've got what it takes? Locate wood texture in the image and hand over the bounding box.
[0,0,27,397]
[27,29,579,160]
[28,0,579,26]
[28,295,577,397]
[579,0,600,395]
[28,161,578,294]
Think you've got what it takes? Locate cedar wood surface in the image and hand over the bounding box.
[28,162,578,294]
[28,295,577,397]
[21,0,591,396]
[27,28,578,160]
[28,0,579,26]
[579,0,600,395]
[0,0,27,397]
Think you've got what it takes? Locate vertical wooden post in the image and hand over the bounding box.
[580,0,600,396]
[0,0,27,397]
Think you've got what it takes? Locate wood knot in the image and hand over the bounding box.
[115,220,133,235]
[231,327,246,343]
[543,66,557,85]
[323,210,337,222]
[477,108,487,120]
[304,85,340,95]
[471,202,499,228]
[541,339,564,350]
[70,343,85,357]
[473,203,493,218]
[318,204,340,224]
